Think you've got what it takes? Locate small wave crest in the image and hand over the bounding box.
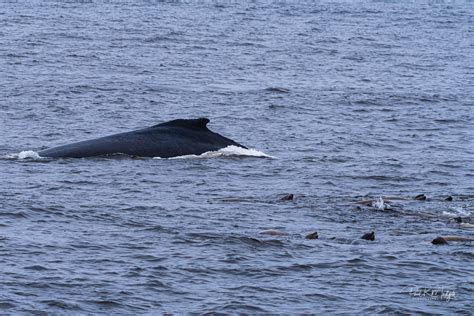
[2,150,42,160]
[158,145,273,159]
[372,196,390,211]
[442,206,471,217]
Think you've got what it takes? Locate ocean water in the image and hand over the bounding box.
[1,0,473,314]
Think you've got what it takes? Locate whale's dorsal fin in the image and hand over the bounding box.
[152,118,210,130]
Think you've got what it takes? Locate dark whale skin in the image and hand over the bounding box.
[38,118,246,158]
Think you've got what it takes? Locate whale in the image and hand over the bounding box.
[38,118,247,158]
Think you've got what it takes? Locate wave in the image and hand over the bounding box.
[162,145,273,159]
[442,206,472,217]
[2,150,42,160]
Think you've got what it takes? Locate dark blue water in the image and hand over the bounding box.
[1,0,473,314]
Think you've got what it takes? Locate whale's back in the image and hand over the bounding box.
[38,118,246,158]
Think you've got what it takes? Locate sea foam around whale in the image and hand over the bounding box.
[6,146,271,160]
[161,145,273,159]
[3,150,42,160]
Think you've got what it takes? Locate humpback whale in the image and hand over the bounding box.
[38,118,246,158]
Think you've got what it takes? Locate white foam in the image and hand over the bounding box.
[19,150,42,159]
[20,150,42,159]
[442,206,471,217]
[2,151,42,160]
[156,145,273,160]
[372,196,390,211]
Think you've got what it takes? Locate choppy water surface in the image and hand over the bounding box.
[1,0,473,314]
